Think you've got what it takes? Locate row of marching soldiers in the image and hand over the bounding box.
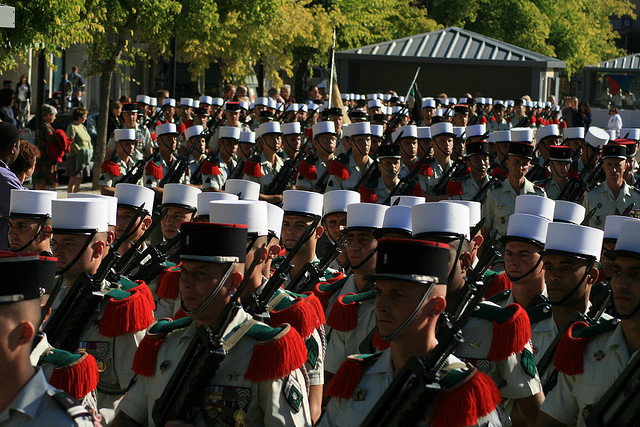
[5,175,640,426]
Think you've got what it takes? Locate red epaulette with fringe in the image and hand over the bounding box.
[328,157,350,180]
[410,182,424,197]
[327,290,376,332]
[485,272,512,298]
[326,352,383,399]
[298,158,318,180]
[177,122,186,137]
[145,161,163,180]
[44,350,99,400]
[244,156,263,177]
[479,116,487,124]
[99,281,155,337]
[471,303,531,361]
[530,116,537,126]
[554,319,619,375]
[358,185,377,203]
[200,159,221,176]
[446,180,463,196]
[489,116,496,122]
[151,131,157,141]
[132,316,193,376]
[268,292,325,340]
[312,276,349,310]
[100,160,121,177]
[431,368,502,427]
[568,168,580,180]
[491,166,508,179]
[413,161,433,177]
[244,324,308,382]
[326,272,346,284]
[559,120,567,129]
[156,264,181,299]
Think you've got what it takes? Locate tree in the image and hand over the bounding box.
[83,0,182,188]
[428,0,635,75]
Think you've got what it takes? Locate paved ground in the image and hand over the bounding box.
[24,181,101,198]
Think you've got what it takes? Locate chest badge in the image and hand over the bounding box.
[593,350,605,361]
[354,387,366,401]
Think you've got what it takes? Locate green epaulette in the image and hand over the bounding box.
[526,303,552,325]
[40,348,83,367]
[149,316,193,335]
[471,301,513,323]
[244,322,287,341]
[317,275,349,294]
[486,289,511,304]
[573,317,620,339]
[326,352,384,399]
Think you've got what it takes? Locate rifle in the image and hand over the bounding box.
[525,158,550,182]
[360,242,500,426]
[143,103,169,129]
[227,145,258,181]
[243,216,321,316]
[581,205,599,226]
[152,246,263,426]
[117,150,159,185]
[287,232,347,294]
[158,125,210,186]
[558,157,602,203]
[349,155,379,192]
[431,159,466,196]
[107,209,168,282]
[382,152,433,204]
[472,174,503,202]
[264,136,312,195]
[125,231,183,284]
[585,350,640,426]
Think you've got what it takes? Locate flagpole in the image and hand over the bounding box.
[328,29,336,109]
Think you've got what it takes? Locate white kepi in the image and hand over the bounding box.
[210,200,268,237]
[225,179,260,201]
[544,222,603,262]
[515,195,555,221]
[323,190,360,217]
[67,193,118,227]
[283,190,324,218]
[196,192,238,219]
[412,202,470,240]
[114,183,155,215]
[161,183,200,212]
[9,189,57,218]
[553,200,586,224]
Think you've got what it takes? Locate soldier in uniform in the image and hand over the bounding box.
[425,122,456,198]
[243,122,285,204]
[582,143,640,230]
[446,140,491,201]
[296,121,338,193]
[281,122,303,161]
[104,103,153,162]
[114,222,312,426]
[529,124,561,181]
[201,126,240,192]
[112,183,155,256]
[208,101,251,152]
[481,137,546,243]
[143,123,189,193]
[419,98,437,126]
[7,189,56,255]
[576,127,608,181]
[510,99,531,128]
[487,100,511,132]
[319,238,503,427]
[326,122,375,192]
[562,127,585,172]
[99,129,140,195]
[0,252,94,426]
[319,190,360,274]
[530,223,603,380]
[490,130,511,174]
[394,124,419,180]
[537,218,640,426]
[47,198,154,423]
[411,202,544,422]
[537,145,574,200]
[452,104,470,127]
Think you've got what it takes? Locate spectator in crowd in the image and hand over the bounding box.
[561,96,578,128]
[0,122,24,251]
[546,95,556,106]
[234,85,248,101]
[608,106,623,137]
[58,73,72,111]
[601,87,612,108]
[65,107,93,193]
[156,89,169,107]
[223,83,236,100]
[0,88,17,126]
[107,100,122,141]
[624,89,636,109]
[69,65,84,96]
[307,84,320,102]
[9,140,38,184]
[281,84,295,103]
[72,90,84,108]
[612,88,624,109]
[578,100,592,129]
[15,75,30,127]
[33,104,59,190]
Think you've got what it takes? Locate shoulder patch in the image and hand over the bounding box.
[520,346,537,377]
[325,352,383,399]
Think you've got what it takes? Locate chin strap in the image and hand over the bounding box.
[181,262,236,316]
[549,260,595,306]
[380,285,435,342]
[10,216,48,253]
[351,247,378,271]
[505,252,543,283]
[57,231,98,277]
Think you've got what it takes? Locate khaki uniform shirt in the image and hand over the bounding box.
[0,369,94,426]
[117,309,312,427]
[541,323,636,426]
[295,156,330,193]
[202,153,236,191]
[324,276,376,374]
[581,181,640,230]
[143,155,190,188]
[483,178,547,241]
[326,155,375,191]
[98,155,137,188]
[425,158,453,194]
[450,174,490,201]
[106,124,153,161]
[243,152,285,193]
[319,350,503,427]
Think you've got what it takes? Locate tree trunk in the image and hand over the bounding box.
[92,67,114,189]
[294,59,308,103]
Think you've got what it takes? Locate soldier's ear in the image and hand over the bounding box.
[426,295,446,317]
[315,224,324,239]
[267,244,282,260]
[229,272,243,292]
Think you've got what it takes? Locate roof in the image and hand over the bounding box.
[337,26,566,69]
[586,53,640,71]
